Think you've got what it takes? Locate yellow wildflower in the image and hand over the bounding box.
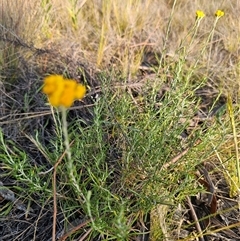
[43,75,64,95]
[215,10,224,18]
[75,84,87,99]
[43,75,86,108]
[196,10,205,19]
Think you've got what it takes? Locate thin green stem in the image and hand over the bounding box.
[157,0,178,74]
[186,17,220,83]
[60,106,85,202]
[207,18,219,73]
[188,18,202,48]
[61,107,71,162]
[227,95,240,191]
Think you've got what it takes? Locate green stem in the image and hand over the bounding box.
[61,106,85,202]
[227,95,240,190]
[61,107,71,162]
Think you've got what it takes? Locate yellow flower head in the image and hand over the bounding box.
[43,75,86,108]
[196,10,205,19]
[215,10,224,18]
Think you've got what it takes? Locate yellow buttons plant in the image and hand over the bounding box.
[43,75,86,108]
[215,10,224,18]
[42,74,87,203]
[196,10,205,19]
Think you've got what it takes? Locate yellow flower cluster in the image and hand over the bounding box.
[196,10,225,19]
[43,75,86,108]
[196,10,205,19]
[215,10,224,18]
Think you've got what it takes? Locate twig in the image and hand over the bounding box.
[58,219,91,241]
[198,166,215,206]
[186,196,205,241]
[162,139,201,169]
[52,141,74,241]
[0,23,48,53]
[0,104,94,125]
[78,228,92,241]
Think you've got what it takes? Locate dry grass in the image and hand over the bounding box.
[1,0,239,76]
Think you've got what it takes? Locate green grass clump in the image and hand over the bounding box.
[0,70,216,240]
